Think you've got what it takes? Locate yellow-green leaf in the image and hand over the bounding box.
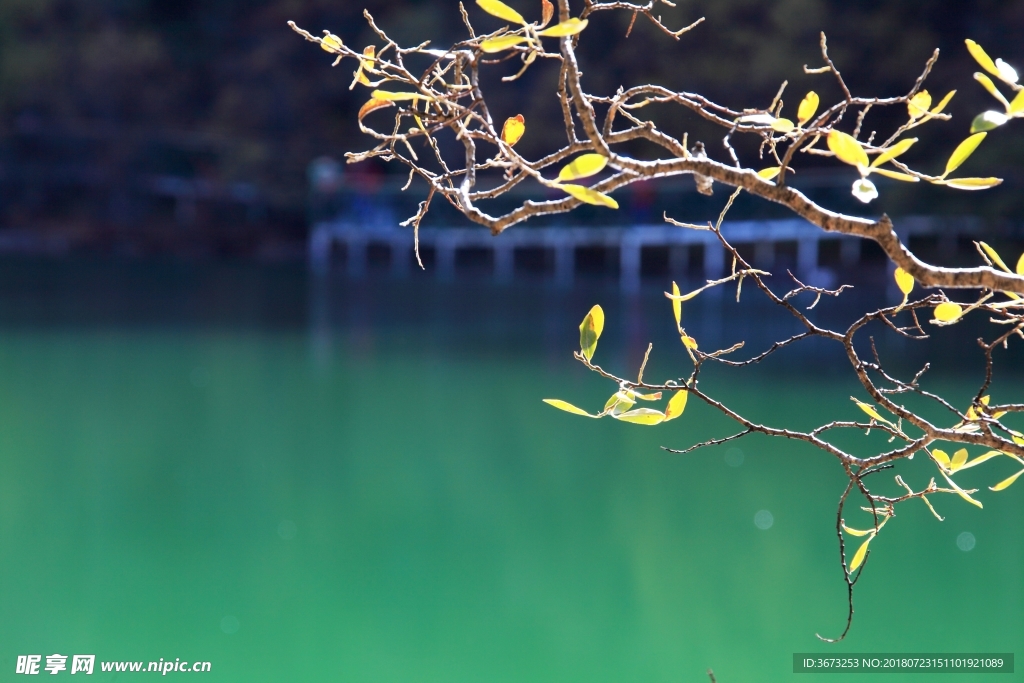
[842,524,874,537]
[664,389,688,421]
[932,448,952,470]
[757,167,781,181]
[557,153,608,181]
[501,114,525,146]
[849,534,874,572]
[827,130,869,169]
[907,90,932,119]
[480,34,529,53]
[579,304,604,361]
[950,448,969,472]
[971,110,1009,133]
[476,0,526,24]
[1011,89,1024,115]
[933,301,963,322]
[871,138,917,168]
[771,118,795,134]
[871,168,919,182]
[797,91,819,125]
[980,242,1011,272]
[937,177,1003,190]
[321,33,343,52]
[604,391,635,414]
[671,281,682,328]
[931,89,956,115]
[852,398,889,424]
[543,398,598,417]
[614,408,666,425]
[894,267,914,295]
[1016,251,1024,276]
[957,450,1004,471]
[939,470,984,508]
[944,133,986,177]
[974,73,1011,110]
[990,468,1024,491]
[561,184,619,209]
[537,17,588,37]
[966,40,1000,78]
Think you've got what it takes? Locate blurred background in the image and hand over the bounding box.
[1,2,1023,681]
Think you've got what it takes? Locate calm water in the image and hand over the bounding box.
[0,260,1021,682]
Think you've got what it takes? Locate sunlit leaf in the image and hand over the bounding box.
[476,0,526,24]
[1016,251,1024,276]
[851,178,878,203]
[538,18,588,37]
[664,287,704,304]
[371,90,429,101]
[957,450,1004,471]
[871,138,918,168]
[932,448,952,470]
[937,177,1003,190]
[542,398,598,417]
[737,113,777,126]
[966,39,1000,78]
[939,470,984,508]
[971,110,1009,133]
[950,448,969,472]
[852,398,890,425]
[614,408,666,425]
[894,267,914,295]
[943,133,986,177]
[321,33,343,52]
[907,90,932,120]
[757,167,781,181]
[560,184,619,209]
[604,391,635,415]
[634,391,663,401]
[827,130,869,168]
[671,281,682,328]
[871,169,919,182]
[480,34,530,53]
[849,534,874,572]
[931,89,956,114]
[991,468,1024,491]
[358,98,394,120]
[663,389,689,421]
[980,242,1012,273]
[933,301,963,322]
[842,524,874,537]
[771,118,795,133]
[557,153,608,181]
[1011,89,1024,115]
[973,73,1011,110]
[501,114,526,146]
[578,304,605,361]
[681,334,698,349]
[797,91,819,125]
[540,0,554,27]
[994,58,1019,85]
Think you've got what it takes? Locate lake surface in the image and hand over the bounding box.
[0,260,1021,681]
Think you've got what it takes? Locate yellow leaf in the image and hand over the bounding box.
[557,153,608,181]
[633,391,662,401]
[538,18,588,37]
[757,167,781,181]
[990,468,1024,491]
[1016,251,1024,276]
[358,98,394,120]
[671,281,682,328]
[361,45,376,70]
[321,34,343,52]
[371,90,429,101]
[543,398,598,417]
[966,39,1001,79]
[501,114,525,146]
[894,267,914,295]
[681,334,698,350]
[957,450,1005,471]
[614,408,666,425]
[540,0,554,27]
[797,91,819,125]
[664,287,703,304]
[560,184,619,209]
[771,118,795,134]
[842,524,874,537]
[476,0,526,24]
[980,242,1011,272]
[849,534,874,572]
[852,398,890,424]
[937,177,1003,190]
[827,130,869,169]
[933,301,963,322]
[664,389,688,421]
[871,168,919,182]
[480,34,529,53]
[932,448,952,470]
[950,448,969,472]
[1011,89,1024,115]
[579,304,604,361]
[944,133,986,177]
[931,89,956,114]
[907,90,932,120]
[973,73,1011,110]
[871,138,917,168]
[939,470,984,508]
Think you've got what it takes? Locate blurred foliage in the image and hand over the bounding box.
[0,0,1021,206]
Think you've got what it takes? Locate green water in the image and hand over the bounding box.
[0,264,1021,681]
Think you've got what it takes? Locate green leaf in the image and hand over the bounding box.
[943,133,986,177]
[560,184,619,209]
[603,390,635,415]
[578,304,604,361]
[937,177,1003,190]
[980,242,1012,273]
[971,110,1009,133]
[871,138,918,168]
[950,448,969,472]
[543,398,598,417]
[894,267,914,295]
[932,448,952,470]
[990,468,1024,491]
[557,153,608,181]
[480,35,530,53]
[973,73,1011,110]
[933,302,963,322]
[849,534,874,572]
[797,91,819,125]
[537,18,588,36]
[663,389,688,421]
[614,408,666,425]
[827,130,869,169]
[476,0,526,24]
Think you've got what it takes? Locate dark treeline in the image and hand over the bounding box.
[0,0,1021,253]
